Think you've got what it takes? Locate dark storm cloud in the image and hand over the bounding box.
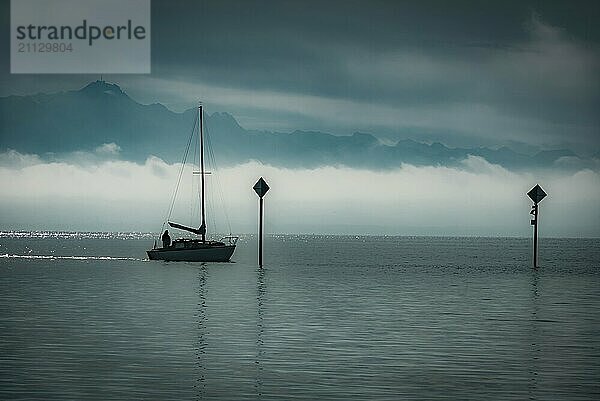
[1,0,598,150]
[146,1,600,147]
[148,1,598,90]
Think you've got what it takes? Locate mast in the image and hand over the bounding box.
[199,103,207,242]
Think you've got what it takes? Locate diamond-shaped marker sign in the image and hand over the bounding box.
[527,184,547,204]
[253,177,270,198]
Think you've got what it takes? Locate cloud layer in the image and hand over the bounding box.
[1,150,598,236]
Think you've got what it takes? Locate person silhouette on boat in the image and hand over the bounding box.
[162,230,171,248]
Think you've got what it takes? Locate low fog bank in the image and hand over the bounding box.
[0,149,598,237]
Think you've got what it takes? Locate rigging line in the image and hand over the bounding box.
[207,131,219,232]
[203,120,216,233]
[191,128,199,227]
[160,112,198,237]
[207,121,233,235]
[204,118,232,235]
[195,130,202,230]
[206,174,216,236]
[195,125,202,227]
[202,123,216,236]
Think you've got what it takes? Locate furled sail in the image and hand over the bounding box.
[168,221,206,236]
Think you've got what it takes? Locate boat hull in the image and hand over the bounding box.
[147,244,236,262]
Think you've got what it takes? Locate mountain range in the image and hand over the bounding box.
[0,80,595,171]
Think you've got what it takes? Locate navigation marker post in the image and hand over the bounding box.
[253,177,270,267]
[527,184,547,269]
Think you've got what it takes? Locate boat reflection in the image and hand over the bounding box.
[195,264,208,401]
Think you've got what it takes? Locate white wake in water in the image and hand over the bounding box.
[0,254,144,261]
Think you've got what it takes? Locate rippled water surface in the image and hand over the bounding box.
[1,233,599,400]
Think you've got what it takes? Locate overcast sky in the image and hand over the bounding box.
[1,0,598,151]
[0,1,599,235]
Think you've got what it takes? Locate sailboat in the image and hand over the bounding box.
[147,104,238,262]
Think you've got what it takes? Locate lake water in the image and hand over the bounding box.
[1,233,599,400]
